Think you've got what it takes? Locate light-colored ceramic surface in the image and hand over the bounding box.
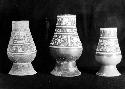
[49,14,83,77]
[7,21,37,76]
[95,28,122,77]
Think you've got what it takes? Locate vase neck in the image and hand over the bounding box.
[12,21,30,32]
[56,14,76,28]
[100,28,117,38]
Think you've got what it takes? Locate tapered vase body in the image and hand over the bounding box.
[7,21,37,76]
[49,14,83,77]
[95,28,122,77]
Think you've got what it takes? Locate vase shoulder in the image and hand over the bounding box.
[50,47,83,61]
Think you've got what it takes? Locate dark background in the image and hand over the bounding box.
[0,0,125,89]
[0,0,125,74]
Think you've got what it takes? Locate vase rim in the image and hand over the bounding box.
[57,14,76,17]
[12,20,29,22]
[100,27,117,30]
[100,27,117,28]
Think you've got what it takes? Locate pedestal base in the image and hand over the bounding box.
[96,65,121,77]
[51,61,81,77]
[9,62,37,76]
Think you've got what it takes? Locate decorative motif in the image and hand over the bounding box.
[56,14,76,27]
[9,63,36,75]
[49,14,83,77]
[50,34,82,47]
[8,21,36,54]
[55,28,77,34]
[50,14,82,48]
[100,28,117,38]
[96,38,120,54]
[96,28,121,55]
[7,21,37,76]
[52,61,80,77]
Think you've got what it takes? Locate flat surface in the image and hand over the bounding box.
[0,67,125,89]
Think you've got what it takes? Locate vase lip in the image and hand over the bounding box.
[12,20,29,23]
[12,20,29,26]
[57,14,76,17]
[100,27,117,30]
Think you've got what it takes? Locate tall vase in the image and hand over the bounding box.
[95,28,122,77]
[49,14,83,77]
[7,21,37,76]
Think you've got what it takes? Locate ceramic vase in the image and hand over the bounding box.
[95,27,122,77]
[49,14,83,77]
[7,21,37,76]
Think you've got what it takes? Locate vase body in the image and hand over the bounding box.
[95,28,122,77]
[7,21,37,76]
[49,14,83,77]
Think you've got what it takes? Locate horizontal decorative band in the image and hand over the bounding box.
[57,14,76,18]
[55,27,77,33]
[95,53,121,56]
[8,42,35,45]
[100,28,117,30]
[7,52,37,55]
[13,62,31,64]
[54,33,78,35]
[56,26,76,28]
[96,52,121,55]
[49,46,82,48]
[100,37,117,39]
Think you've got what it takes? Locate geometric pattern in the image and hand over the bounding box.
[96,28,121,55]
[7,21,37,55]
[50,14,82,48]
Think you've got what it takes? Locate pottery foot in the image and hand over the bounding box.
[96,65,121,77]
[9,62,37,76]
[51,61,81,77]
